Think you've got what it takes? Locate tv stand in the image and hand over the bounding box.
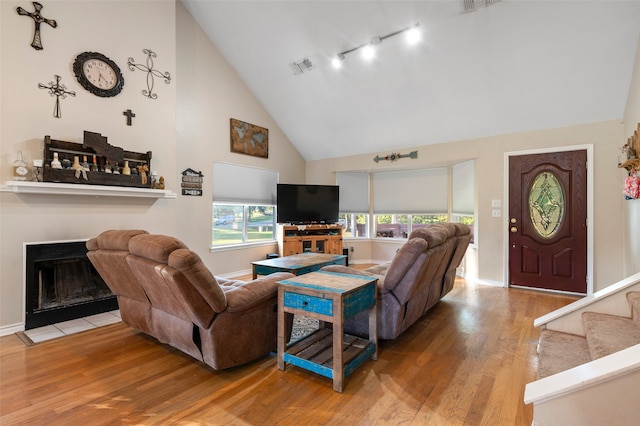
[279,224,343,257]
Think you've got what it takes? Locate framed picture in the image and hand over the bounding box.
[230,118,268,158]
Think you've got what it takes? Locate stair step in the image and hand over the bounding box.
[537,329,591,379]
[627,291,640,323]
[582,311,640,359]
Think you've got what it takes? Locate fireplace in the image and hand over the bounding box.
[25,240,118,330]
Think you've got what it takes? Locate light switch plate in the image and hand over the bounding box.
[492,209,501,217]
[491,199,501,208]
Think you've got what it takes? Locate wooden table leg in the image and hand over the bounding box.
[332,296,344,392]
[277,287,286,371]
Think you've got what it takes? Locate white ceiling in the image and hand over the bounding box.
[181,1,640,162]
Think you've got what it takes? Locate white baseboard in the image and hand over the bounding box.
[1,322,25,337]
[473,277,506,287]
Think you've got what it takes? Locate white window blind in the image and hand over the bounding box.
[452,160,475,215]
[336,172,369,213]
[213,162,278,204]
[373,168,448,213]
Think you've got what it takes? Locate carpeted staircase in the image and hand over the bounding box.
[537,291,640,379]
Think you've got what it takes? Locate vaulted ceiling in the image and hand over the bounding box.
[181,1,640,161]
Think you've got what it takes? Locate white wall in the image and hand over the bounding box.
[623,35,640,276]
[307,119,626,291]
[0,1,305,333]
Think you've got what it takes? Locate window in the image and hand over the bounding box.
[374,214,447,238]
[212,163,278,248]
[337,172,369,238]
[373,168,448,238]
[340,213,369,238]
[529,171,564,238]
[452,160,475,243]
[212,204,275,246]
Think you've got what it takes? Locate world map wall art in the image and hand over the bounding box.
[230,118,269,158]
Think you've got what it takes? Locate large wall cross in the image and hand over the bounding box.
[16,2,57,50]
[127,49,171,100]
[38,75,75,118]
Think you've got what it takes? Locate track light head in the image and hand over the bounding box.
[332,22,421,69]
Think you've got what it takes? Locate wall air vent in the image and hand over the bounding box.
[461,0,500,13]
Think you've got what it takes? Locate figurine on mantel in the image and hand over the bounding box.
[50,152,62,169]
[137,164,149,185]
[71,155,87,180]
[61,155,71,169]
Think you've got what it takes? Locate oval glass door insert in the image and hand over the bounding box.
[529,171,564,238]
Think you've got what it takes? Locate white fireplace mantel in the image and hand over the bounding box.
[1,180,177,199]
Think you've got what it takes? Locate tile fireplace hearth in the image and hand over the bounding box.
[24,240,118,330]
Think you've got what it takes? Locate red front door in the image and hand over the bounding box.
[508,150,587,293]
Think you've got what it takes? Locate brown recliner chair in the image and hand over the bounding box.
[409,223,458,315]
[439,223,472,297]
[322,223,470,340]
[125,233,294,370]
[86,229,153,335]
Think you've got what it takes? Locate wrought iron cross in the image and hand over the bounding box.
[127,49,171,100]
[16,2,57,50]
[123,109,136,126]
[38,75,75,118]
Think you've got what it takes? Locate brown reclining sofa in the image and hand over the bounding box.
[86,229,294,369]
[322,223,471,340]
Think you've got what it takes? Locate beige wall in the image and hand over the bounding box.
[623,35,640,276]
[0,1,305,333]
[307,119,626,290]
[0,0,178,332]
[174,2,305,275]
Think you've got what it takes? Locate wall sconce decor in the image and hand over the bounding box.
[374,151,418,163]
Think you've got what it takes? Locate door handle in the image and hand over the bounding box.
[510,227,518,233]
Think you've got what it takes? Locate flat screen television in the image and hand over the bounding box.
[277,184,339,224]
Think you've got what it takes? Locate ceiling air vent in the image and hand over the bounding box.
[289,58,313,75]
[461,0,500,13]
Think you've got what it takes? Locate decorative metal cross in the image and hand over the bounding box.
[127,49,171,100]
[16,2,57,51]
[38,75,75,118]
[123,109,136,126]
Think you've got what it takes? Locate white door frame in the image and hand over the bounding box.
[503,144,594,295]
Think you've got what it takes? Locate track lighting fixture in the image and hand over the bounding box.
[332,23,421,69]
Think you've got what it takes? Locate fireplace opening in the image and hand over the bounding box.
[25,241,118,330]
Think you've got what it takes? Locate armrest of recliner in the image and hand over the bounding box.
[224,272,294,312]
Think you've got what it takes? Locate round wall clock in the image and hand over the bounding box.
[73,52,124,97]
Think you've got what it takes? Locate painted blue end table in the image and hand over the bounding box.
[277,271,377,392]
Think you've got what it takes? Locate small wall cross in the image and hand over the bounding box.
[17,2,57,50]
[123,109,136,126]
[127,49,171,100]
[38,75,75,118]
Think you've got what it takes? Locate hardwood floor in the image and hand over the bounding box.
[0,276,578,425]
